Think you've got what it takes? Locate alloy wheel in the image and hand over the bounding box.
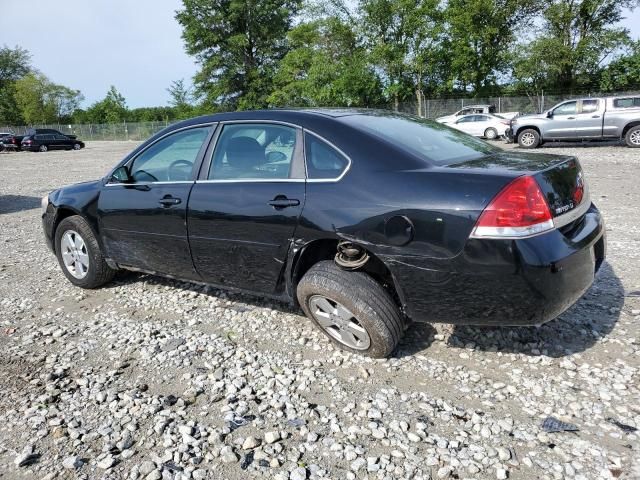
[630,130,640,146]
[73,143,81,150]
[520,132,535,147]
[308,295,371,350]
[60,230,90,279]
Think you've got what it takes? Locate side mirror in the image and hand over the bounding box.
[546,111,553,118]
[110,165,131,183]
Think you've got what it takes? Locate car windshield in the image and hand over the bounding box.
[341,112,500,166]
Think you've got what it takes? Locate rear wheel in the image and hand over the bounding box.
[73,143,81,150]
[39,145,48,152]
[297,260,403,358]
[55,215,116,288]
[517,129,540,149]
[625,125,640,148]
[484,127,498,140]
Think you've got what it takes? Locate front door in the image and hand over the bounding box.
[547,101,578,139]
[98,125,213,279]
[188,122,306,294]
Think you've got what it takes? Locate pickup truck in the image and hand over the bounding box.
[436,104,519,124]
[508,96,640,148]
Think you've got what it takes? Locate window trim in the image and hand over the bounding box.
[302,129,352,183]
[105,122,215,186]
[196,120,306,183]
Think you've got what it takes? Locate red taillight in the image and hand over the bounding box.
[471,176,554,238]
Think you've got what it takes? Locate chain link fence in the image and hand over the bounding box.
[398,90,640,119]
[3,90,640,140]
[0,121,172,141]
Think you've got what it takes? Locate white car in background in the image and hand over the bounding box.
[436,104,519,124]
[447,114,510,140]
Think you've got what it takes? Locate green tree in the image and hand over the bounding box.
[85,86,128,123]
[167,79,195,118]
[268,18,384,107]
[445,0,539,94]
[176,0,301,110]
[0,45,32,125]
[600,40,640,91]
[14,72,83,124]
[360,0,445,111]
[513,0,639,93]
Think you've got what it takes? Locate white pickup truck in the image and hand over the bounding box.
[508,96,640,148]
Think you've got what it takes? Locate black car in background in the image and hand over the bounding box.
[22,133,84,152]
[0,134,25,151]
[41,109,605,358]
[27,128,77,139]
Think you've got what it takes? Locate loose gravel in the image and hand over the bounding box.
[0,140,639,480]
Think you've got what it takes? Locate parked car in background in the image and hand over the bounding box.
[27,128,77,140]
[508,96,640,148]
[447,113,510,140]
[22,133,84,152]
[42,109,605,358]
[436,104,518,124]
[0,133,25,151]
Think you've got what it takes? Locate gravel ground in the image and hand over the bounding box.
[0,140,638,480]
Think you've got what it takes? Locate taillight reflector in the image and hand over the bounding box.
[471,175,554,238]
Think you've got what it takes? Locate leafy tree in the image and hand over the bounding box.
[513,0,640,93]
[445,0,539,94]
[85,86,128,123]
[600,40,640,91]
[167,79,195,118]
[0,45,32,125]
[176,0,301,110]
[14,72,83,124]
[359,0,445,111]
[268,18,384,107]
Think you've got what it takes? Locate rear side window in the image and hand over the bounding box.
[305,134,349,179]
[582,99,599,113]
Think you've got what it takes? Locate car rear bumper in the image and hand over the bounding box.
[385,203,605,326]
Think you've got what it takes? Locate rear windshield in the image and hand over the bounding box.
[341,112,499,166]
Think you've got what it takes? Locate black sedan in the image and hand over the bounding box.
[22,133,84,152]
[41,109,605,358]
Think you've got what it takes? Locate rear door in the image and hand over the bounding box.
[574,99,603,138]
[98,124,214,279]
[188,122,305,294]
[547,101,578,139]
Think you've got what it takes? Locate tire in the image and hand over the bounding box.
[624,125,640,148]
[517,128,540,149]
[484,127,498,140]
[73,143,81,150]
[297,260,403,358]
[54,215,116,288]
[39,145,48,152]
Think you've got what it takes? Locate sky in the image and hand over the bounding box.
[1,1,639,109]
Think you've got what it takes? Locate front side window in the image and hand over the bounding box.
[209,123,296,180]
[129,126,211,182]
[553,101,577,115]
[305,134,349,179]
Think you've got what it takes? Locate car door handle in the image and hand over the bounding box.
[567,117,575,120]
[591,115,601,118]
[268,196,300,209]
[158,196,181,207]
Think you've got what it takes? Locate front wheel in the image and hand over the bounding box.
[39,145,48,152]
[625,125,640,147]
[55,215,116,288]
[297,261,404,358]
[484,127,498,140]
[517,129,541,149]
[73,143,81,150]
